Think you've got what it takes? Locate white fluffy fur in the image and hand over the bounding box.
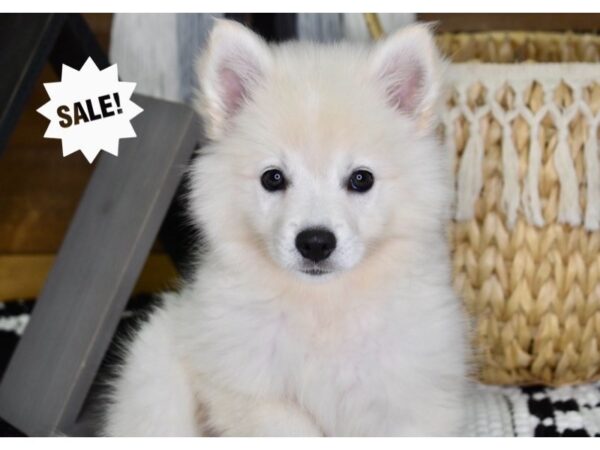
[102,20,469,436]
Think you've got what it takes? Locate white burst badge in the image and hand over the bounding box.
[37,57,143,163]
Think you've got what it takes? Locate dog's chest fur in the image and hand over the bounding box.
[171,264,464,436]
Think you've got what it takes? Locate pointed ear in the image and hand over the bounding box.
[196,19,272,140]
[369,24,442,128]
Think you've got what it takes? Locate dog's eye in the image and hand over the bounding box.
[261,169,287,192]
[347,170,374,193]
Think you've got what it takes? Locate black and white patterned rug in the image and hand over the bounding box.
[1,299,599,437]
[465,382,600,436]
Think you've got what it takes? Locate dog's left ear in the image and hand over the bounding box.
[370,24,442,129]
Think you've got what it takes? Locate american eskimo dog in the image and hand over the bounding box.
[103,19,468,436]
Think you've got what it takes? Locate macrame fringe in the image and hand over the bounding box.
[446,65,600,232]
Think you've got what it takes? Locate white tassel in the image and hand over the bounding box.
[554,126,582,226]
[456,117,485,221]
[501,122,520,228]
[444,113,459,213]
[584,121,600,230]
[522,121,545,227]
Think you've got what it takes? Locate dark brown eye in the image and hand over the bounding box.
[261,169,287,192]
[348,170,374,193]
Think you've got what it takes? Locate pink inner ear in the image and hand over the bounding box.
[220,66,246,116]
[382,60,425,115]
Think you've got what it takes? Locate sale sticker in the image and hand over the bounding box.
[37,57,143,163]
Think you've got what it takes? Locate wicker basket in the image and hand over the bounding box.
[364,14,600,386]
[439,32,600,386]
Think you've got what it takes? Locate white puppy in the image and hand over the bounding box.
[102,19,469,436]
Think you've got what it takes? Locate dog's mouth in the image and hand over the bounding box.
[298,262,334,277]
[300,267,330,276]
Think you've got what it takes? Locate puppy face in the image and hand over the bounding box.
[191,20,449,281]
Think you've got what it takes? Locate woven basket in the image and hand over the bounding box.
[439,32,600,386]
[437,31,600,63]
[363,15,600,386]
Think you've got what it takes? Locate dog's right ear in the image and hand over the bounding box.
[369,24,442,130]
[196,19,272,140]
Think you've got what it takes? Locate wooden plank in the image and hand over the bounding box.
[418,13,600,33]
[0,253,179,301]
[0,14,65,155]
[0,95,198,436]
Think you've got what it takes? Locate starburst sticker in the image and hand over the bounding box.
[37,57,143,163]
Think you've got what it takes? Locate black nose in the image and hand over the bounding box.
[295,228,337,263]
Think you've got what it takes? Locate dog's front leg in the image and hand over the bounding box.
[102,311,201,436]
[195,376,322,437]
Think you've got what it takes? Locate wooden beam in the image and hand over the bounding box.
[0,14,65,155]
